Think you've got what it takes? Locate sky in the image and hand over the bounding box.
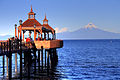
[0,0,120,35]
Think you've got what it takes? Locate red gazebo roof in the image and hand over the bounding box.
[43,24,54,31]
[22,19,42,27]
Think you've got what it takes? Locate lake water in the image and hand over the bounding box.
[0,39,120,80]
[56,40,120,80]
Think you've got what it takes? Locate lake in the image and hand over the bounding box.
[0,39,120,80]
[56,40,120,80]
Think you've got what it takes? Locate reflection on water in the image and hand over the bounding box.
[0,39,120,80]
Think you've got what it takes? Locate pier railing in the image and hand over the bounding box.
[0,39,35,55]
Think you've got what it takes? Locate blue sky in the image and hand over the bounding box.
[0,0,120,35]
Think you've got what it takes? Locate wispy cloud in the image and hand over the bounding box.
[0,33,9,36]
[55,27,68,33]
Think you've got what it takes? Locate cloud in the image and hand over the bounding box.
[55,27,68,33]
[0,33,9,36]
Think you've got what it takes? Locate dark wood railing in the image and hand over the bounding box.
[0,39,35,56]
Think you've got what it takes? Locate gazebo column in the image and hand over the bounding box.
[41,32,42,40]
[20,28,22,39]
[44,32,46,40]
[47,32,49,40]
[35,32,37,39]
[34,27,36,41]
[23,31,25,41]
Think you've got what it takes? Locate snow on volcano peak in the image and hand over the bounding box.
[84,23,97,29]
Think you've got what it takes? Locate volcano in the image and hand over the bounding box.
[57,23,120,39]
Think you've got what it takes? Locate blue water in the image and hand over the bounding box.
[56,40,120,80]
[0,39,120,80]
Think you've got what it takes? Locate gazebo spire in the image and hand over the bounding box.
[45,13,47,19]
[28,5,36,19]
[43,13,48,25]
[31,5,33,12]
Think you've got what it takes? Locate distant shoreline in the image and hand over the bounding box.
[62,39,120,40]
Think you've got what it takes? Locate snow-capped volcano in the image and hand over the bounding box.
[57,23,120,39]
[84,23,97,28]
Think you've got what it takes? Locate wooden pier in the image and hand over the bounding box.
[0,39,63,79]
[0,6,63,80]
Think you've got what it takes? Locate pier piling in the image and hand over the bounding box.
[15,53,17,73]
[41,46,43,71]
[34,49,36,74]
[9,39,12,79]
[6,57,8,76]
[45,49,46,67]
[38,50,40,71]
[47,49,49,75]
[3,55,4,76]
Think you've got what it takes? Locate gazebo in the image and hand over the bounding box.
[14,6,63,49]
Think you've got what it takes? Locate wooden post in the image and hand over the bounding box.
[1,42,2,53]
[38,50,40,71]
[20,23,22,80]
[3,43,5,75]
[41,46,43,71]
[6,57,8,76]
[4,42,5,53]
[34,27,36,41]
[23,31,25,41]
[9,39,12,79]
[15,53,17,73]
[45,49,46,67]
[47,49,49,75]
[34,49,36,73]
[20,48,22,79]
[50,52,52,69]
[15,24,17,37]
[28,49,30,79]
[3,55,4,75]
[6,41,8,76]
